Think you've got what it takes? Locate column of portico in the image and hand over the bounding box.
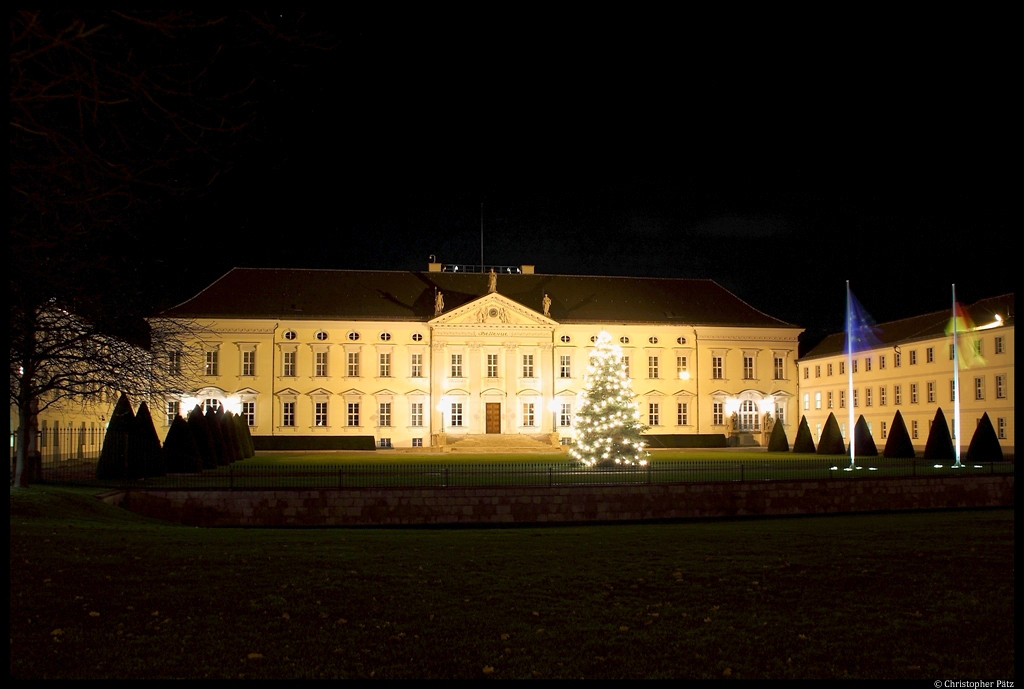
[504,342,518,434]
[468,342,482,434]
[539,342,554,432]
[430,339,446,435]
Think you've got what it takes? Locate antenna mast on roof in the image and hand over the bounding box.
[480,201,484,269]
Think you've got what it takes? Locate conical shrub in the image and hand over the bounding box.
[233,414,253,458]
[163,416,202,473]
[883,410,916,458]
[792,416,816,453]
[187,405,218,470]
[923,408,955,461]
[221,410,243,464]
[132,401,166,477]
[853,415,878,457]
[767,419,789,452]
[967,412,1003,463]
[817,412,847,456]
[205,405,230,466]
[96,394,135,480]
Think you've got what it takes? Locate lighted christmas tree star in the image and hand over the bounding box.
[570,331,649,467]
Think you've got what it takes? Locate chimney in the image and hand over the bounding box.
[520,265,535,275]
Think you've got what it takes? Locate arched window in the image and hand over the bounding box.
[738,400,759,431]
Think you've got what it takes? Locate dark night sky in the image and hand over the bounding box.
[147,17,1013,357]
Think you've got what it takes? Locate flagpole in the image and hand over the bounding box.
[952,284,962,468]
[847,281,856,468]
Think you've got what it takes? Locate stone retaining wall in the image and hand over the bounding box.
[107,475,1014,527]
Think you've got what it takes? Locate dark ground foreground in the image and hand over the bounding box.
[9,486,1014,679]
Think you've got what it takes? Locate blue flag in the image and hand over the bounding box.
[846,287,881,354]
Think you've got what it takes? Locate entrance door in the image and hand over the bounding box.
[485,403,501,434]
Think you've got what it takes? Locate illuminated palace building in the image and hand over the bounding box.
[797,294,1015,453]
[155,263,804,449]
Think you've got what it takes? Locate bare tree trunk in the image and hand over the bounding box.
[14,400,40,487]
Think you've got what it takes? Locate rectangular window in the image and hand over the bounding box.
[560,403,572,427]
[451,402,463,427]
[775,403,784,426]
[879,386,887,406]
[950,343,955,361]
[840,361,845,375]
[623,356,631,378]
[839,390,845,408]
[169,351,182,375]
[713,402,723,425]
[881,421,887,439]
[451,354,463,378]
[649,402,660,426]
[315,401,328,426]
[865,387,872,407]
[712,357,723,380]
[677,402,688,426]
[911,383,918,404]
[412,438,423,447]
[926,347,933,363]
[852,359,858,374]
[316,352,328,377]
[995,374,1005,399]
[347,403,359,427]
[487,353,499,378]
[815,365,820,378]
[774,356,783,380]
[411,353,423,377]
[166,401,179,426]
[927,381,935,403]
[827,391,834,409]
[975,377,984,400]
[950,379,956,402]
[912,420,918,439]
[973,339,983,357]
[995,336,1003,354]
[203,398,218,413]
[827,363,833,376]
[379,352,390,377]
[379,438,392,449]
[242,401,255,426]
[283,351,295,377]
[894,385,902,405]
[379,402,391,427]
[744,357,754,379]
[813,391,821,409]
[997,418,1006,439]
[205,350,219,376]
[410,402,423,426]
[865,357,872,372]
[879,355,885,370]
[560,355,571,378]
[522,403,535,427]
[282,401,295,427]
[853,389,858,407]
[895,351,901,367]
[804,366,809,379]
[347,352,359,377]
[910,350,917,365]
[803,393,809,410]
[649,356,660,379]
[243,350,256,376]
[816,423,821,441]
[522,354,534,378]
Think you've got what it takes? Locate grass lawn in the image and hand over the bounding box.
[9,485,1014,679]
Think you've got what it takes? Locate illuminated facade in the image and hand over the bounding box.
[796,294,1015,453]
[151,264,803,448]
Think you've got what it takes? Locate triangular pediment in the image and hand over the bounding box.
[338,388,366,397]
[430,292,557,327]
[275,387,301,396]
[232,387,260,396]
[372,388,399,397]
[306,387,333,396]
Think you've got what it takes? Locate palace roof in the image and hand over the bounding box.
[161,268,800,329]
[800,294,1015,360]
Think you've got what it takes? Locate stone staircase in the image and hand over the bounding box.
[444,433,565,453]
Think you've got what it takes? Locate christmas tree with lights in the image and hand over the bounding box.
[570,331,649,466]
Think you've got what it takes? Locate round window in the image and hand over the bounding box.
[315,331,328,341]
[619,336,630,344]
[488,307,499,318]
[648,337,658,344]
[560,335,571,343]
[411,333,423,342]
[283,330,297,340]
[590,336,597,343]
[380,332,391,341]
[348,332,360,341]
[676,336,687,345]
